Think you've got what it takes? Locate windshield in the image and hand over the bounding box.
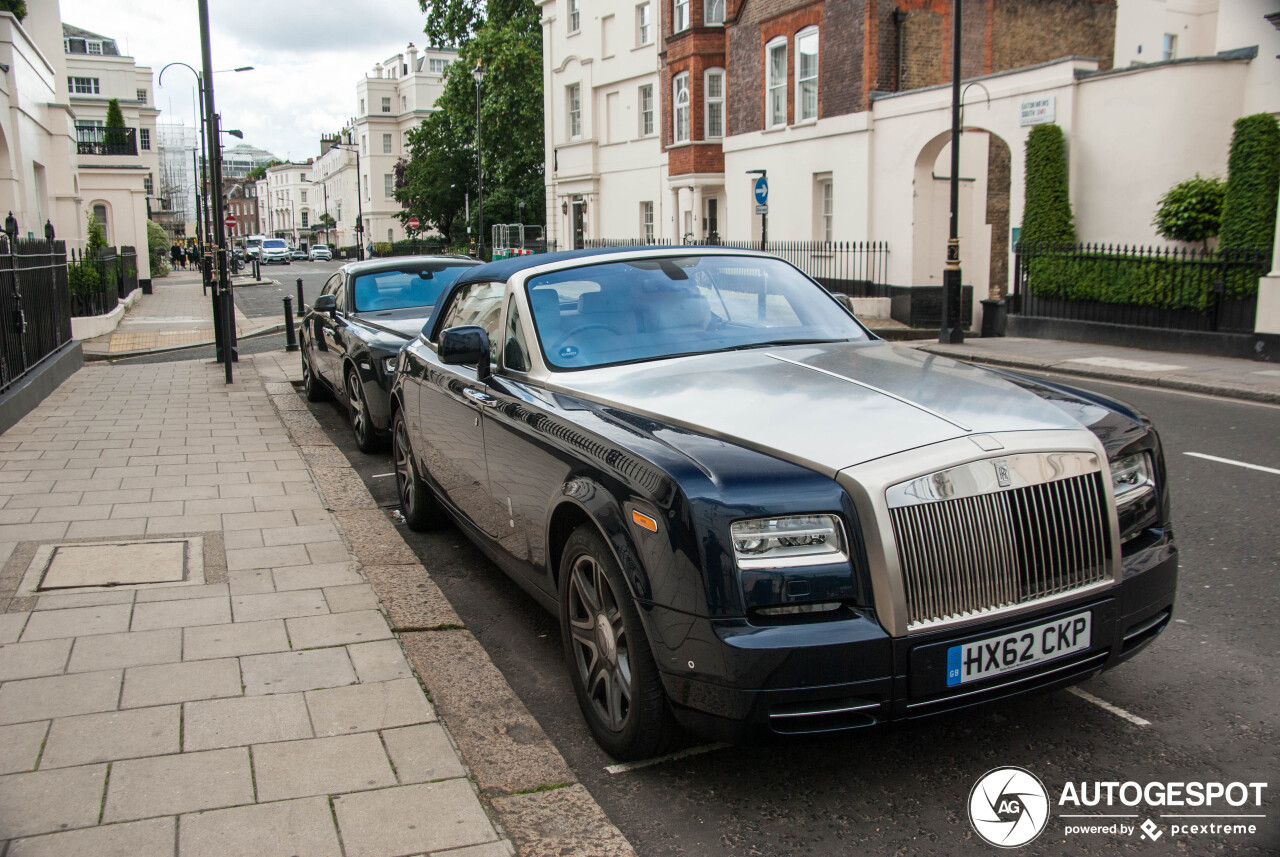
[352,264,477,312]
[526,255,867,370]
[263,239,287,249]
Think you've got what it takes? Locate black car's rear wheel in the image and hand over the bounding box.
[346,367,380,453]
[559,525,679,760]
[392,408,438,531]
[302,351,330,402]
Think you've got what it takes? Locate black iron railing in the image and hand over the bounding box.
[0,237,73,394]
[76,127,138,156]
[1011,242,1270,333]
[68,245,139,318]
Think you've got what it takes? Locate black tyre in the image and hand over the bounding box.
[345,367,380,453]
[559,525,679,760]
[392,408,438,530]
[301,351,330,402]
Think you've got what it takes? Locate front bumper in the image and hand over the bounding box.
[648,535,1177,741]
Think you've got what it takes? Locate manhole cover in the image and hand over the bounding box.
[39,541,188,590]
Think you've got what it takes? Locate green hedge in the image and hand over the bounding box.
[1220,113,1280,249]
[1021,124,1076,245]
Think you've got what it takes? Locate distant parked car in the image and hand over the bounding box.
[260,238,290,264]
[310,245,333,261]
[298,255,482,451]
[291,248,309,261]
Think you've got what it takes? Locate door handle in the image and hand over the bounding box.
[462,387,496,406]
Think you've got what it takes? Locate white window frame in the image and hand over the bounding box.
[674,0,690,32]
[567,83,582,139]
[641,201,655,243]
[636,2,652,45]
[704,68,724,139]
[136,88,147,103]
[382,133,393,154]
[429,58,448,74]
[1162,33,1177,61]
[87,40,103,55]
[568,0,581,33]
[821,180,833,242]
[301,190,307,203]
[68,77,100,95]
[766,38,787,129]
[639,84,654,136]
[705,0,724,26]
[381,96,392,113]
[385,174,395,198]
[795,27,819,123]
[140,128,151,150]
[673,72,690,143]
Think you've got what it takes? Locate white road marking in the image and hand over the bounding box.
[1183,452,1280,476]
[604,742,730,775]
[371,472,395,478]
[1066,687,1150,727]
[1064,356,1187,372]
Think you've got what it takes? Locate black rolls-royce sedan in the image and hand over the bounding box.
[300,255,480,451]
[388,247,1177,760]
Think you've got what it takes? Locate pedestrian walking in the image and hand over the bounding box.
[170,242,184,271]
[186,244,198,272]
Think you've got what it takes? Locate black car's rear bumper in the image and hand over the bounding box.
[650,537,1177,741]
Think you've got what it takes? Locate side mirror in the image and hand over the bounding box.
[313,294,337,317]
[439,325,491,381]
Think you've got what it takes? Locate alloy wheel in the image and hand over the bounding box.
[347,371,367,444]
[394,417,414,511]
[566,553,632,731]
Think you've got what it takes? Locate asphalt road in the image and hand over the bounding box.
[233,258,343,320]
[304,371,1278,856]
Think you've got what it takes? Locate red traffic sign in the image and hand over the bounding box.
[407,216,420,231]
[224,213,237,230]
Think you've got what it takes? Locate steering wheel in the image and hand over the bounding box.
[552,324,622,353]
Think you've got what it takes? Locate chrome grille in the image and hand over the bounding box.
[889,471,1111,628]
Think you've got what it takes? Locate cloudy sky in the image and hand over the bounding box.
[60,0,434,163]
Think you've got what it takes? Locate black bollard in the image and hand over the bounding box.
[211,283,225,362]
[253,258,260,281]
[283,296,298,352]
[296,277,304,313]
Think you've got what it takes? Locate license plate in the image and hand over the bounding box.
[946,611,1092,687]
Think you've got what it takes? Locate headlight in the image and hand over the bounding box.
[730,514,847,569]
[1110,453,1153,506]
[383,356,397,374]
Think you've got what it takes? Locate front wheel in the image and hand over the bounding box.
[559,525,679,761]
[392,408,438,530]
[346,367,379,453]
[302,351,330,402]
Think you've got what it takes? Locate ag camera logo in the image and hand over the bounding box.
[969,766,1051,847]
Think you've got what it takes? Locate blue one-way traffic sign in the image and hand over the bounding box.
[753,176,769,205]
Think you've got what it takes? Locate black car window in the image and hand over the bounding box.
[503,296,530,373]
[436,281,505,365]
[321,273,341,296]
[333,277,348,313]
[352,264,477,312]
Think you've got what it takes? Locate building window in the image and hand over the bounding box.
[636,3,651,44]
[402,96,407,111]
[705,0,724,25]
[796,28,819,122]
[359,98,365,114]
[381,96,392,113]
[361,135,367,155]
[384,174,394,198]
[68,77,100,95]
[639,84,654,136]
[820,180,833,242]
[364,177,369,200]
[140,128,151,150]
[429,58,449,74]
[144,174,153,196]
[87,40,103,55]
[766,39,787,128]
[301,190,307,203]
[383,133,393,154]
[704,69,724,139]
[674,0,689,32]
[567,83,582,138]
[568,0,580,32]
[641,201,654,243]
[1162,33,1177,61]
[136,88,147,103]
[673,72,690,143]
[302,211,309,227]
[336,201,342,221]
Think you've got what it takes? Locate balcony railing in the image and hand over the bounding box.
[76,127,138,156]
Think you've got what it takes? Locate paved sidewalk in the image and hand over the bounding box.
[82,272,278,359]
[0,358,513,856]
[914,336,1280,403]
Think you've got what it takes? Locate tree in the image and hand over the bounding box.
[1020,124,1076,246]
[1219,113,1280,250]
[104,98,127,149]
[0,0,27,21]
[419,0,537,47]
[1152,174,1225,250]
[146,219,170,277]
[245,160,283,182]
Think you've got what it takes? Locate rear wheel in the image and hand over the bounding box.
[301,351,330,402]
[559,525,679,761]
[346,367,379,453]
[393,408,438,530]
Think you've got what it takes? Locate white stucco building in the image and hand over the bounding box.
[311,43,458,250]
[262,162,314,246]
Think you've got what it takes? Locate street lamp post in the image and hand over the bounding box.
[329,142,363,260]
[939,0,965,344]
[473,64,485,261]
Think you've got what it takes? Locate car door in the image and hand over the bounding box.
[309,272,343,385]
[416,280,506,536]
[318,274,352,387]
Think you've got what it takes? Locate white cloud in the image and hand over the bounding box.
[59,0,432,163]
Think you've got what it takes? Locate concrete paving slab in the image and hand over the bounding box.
[178,795,341,857]
[306,678,434,737]
[0,610,29,643]
[226,569,275,595]
[0,763,107,839]
[135,582,229,602]
[41,705,180,768]
[130,596,231,631]
[0,637,72,681]
[382,723,468,784]
[121,658,241,708]
[20,603,133,641]
[0,669,122,724]
[428,842,517,857]
[33,589,135,611]
[253,732,396,802]
[240,648,356,695]
[103,747,253,822]
[285,609,392,649]
[182,619,289,660]
[332,780,500,857]
[67,628,181,672]
[491,784,638,857]
[226,544,311,571]
[7,816,175,857]
[0,721,49,774]
[39,541,185,589]
[324,583,382,613]
[184,693,314,751]
[271,562,363,591]
[231,590,328,622]
[347,639,413,684]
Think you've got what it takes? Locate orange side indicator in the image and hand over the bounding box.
[631,510,659,533]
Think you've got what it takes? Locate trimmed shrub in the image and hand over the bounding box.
[1020,124,1076,246]
[146,219,170,277]
[1219,113,1280,250]
[1152,174,1225,248]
